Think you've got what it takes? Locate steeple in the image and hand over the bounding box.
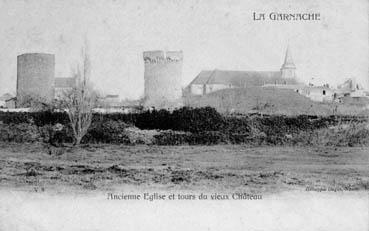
[280,45,296,79]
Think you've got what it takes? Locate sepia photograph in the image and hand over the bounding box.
[0,0,368,230]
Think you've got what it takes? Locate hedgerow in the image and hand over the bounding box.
[0,107,367,146]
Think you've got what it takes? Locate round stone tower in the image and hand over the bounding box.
[17,53,55,106]
[143,50,183,108]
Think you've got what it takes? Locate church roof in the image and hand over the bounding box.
[188,46,298,88]
[189,69,296,87]
[190,70,214,84]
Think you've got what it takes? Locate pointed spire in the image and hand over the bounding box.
[281,44,296,69]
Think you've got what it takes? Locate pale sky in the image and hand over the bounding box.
[0,0,368,99]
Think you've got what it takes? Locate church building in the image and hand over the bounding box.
[185,46,299,96]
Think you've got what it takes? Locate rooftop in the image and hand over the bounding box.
[189,69,298,87]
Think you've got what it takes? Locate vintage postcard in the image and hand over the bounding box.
[0,0,368,230]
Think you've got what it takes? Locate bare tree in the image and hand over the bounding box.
[60,40,96,145]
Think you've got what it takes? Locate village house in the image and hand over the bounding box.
[300,85,335,102]
[0,93,14,108]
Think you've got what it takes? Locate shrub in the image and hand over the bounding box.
[248,114,336,137]
[83,120,131,144]
[0,123,41,142]
[292,121,369,147]
[38,124,74,145]
[0,111,69,126]
[93,106,225,132]
[170,107,225,133]
[221,117,251,134]
[0,108,368,146]
[153,130,189,145]
[123,127,159,145]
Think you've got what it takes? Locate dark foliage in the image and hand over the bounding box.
[95,106,225,132]
[0,107,223,132]
[38,124,74,145]
[0,123,41,142]
[0,108,368,146]
[0,111,69,126]
[170,107,224,132]
[83,120,131,144]
[249,115,334,136]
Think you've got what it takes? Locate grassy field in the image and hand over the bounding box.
[0,143,368,194]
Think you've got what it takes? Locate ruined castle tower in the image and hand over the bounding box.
[143,50,183,108]
[280,45,296,79]
[16,53,55,106]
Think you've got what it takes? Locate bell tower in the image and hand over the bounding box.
[280,45,296,79]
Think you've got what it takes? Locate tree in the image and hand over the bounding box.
[60,40,96,145]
